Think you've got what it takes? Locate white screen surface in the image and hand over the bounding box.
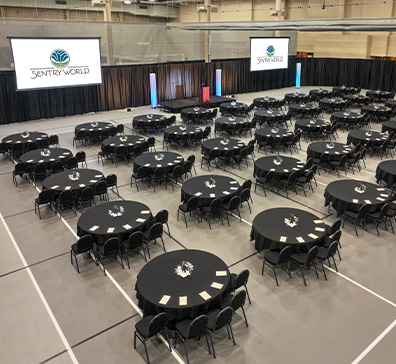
[10,38,102,91]
[250,38,289,71]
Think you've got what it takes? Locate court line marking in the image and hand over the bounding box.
[0,213,79,364]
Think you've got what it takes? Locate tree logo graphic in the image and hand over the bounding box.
[266,45,275,57]
[50,49,70,68]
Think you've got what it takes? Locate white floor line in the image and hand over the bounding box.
[0,213,79,364]
[350,316,396,364]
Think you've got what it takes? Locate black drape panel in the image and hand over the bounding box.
[2,56,396,124]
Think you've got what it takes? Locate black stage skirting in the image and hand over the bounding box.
[159,95,233,113]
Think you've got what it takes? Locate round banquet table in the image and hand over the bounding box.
[333,86,360,95]
[294,118,330,133]
[75,122,113,133]
[307,142,353,161]
[331,111,364,127]
[289,103,319,116]
[385,100,396,110]
[376,160,396,187]
[133,114,166,130]
[77,200,152,244]
[382,121,396,134]
[347,130,388,146]
[255,127,293,145]
[250,208,327,252]
[253,97,285,109]
[164,125,202,141]
[180,107,210,122]
[20,148,72,166]
[133,152,184,174]
[135,249,230,323]
[253,156,305,180]
[102,135,145,155]
[343,94,369,106]
[361,105,392,119]
[324,179,390,216]
[319,97,348,111]
[42,169,104,197]
[201,138,245,156]
[219,102,247,116]
[215,116,247,131]
[2,132,49,150]
[254,109,285,126]
[181,175,240,207]
[309,89,330,98]
[366,90,393,101]
[284,93,308,103]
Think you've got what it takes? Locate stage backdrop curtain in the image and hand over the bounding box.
[2,57,396,124]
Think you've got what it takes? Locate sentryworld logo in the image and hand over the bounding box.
[30,49,89,79]
[50,49,70,68]
[257,45,283,65]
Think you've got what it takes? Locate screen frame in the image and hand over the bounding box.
[249,36,290,72]
[8,36,103,91]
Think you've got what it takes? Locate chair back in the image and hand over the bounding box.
[75,151,86,163]
[356,204,370,221]
[154,167,165,178]
[115,145,125,157]
[172,165,183,178]
[148,222,163,240]
[354,143,362,154]
[154,209,168,224]
[145,312,168,338]
[319,153,328,164]
[186,196,199,210]
[306,246,319,266]
[76,235,94,253]
[116,124,124,134]
[208,149,219,159]
[132,145,143,157]
[278,246,292,264]
[141,141,149,152]
[214,307,233,330]
[101,144,112,154]
[38,189,53,203]
[105,174,117,187]
[329,219,342,235]
[339,154,347,167]
[66,156,78,169]
[304,158,313,171]
[109,126,117,137]
[51,161,64,174]
[80,186,94,201]
[230,289,247,312]
[330,230,342,244]
[378,203,389,219]
[228,195,241,209]
[59,189,73,203]
[95,180,108,195]
[75,130,86,139]
[209,198,222,213]
[27,142,38,151]
[233,269,249,290]
[264,170,274,183]
[49,135,59,145]
[224,149,234,159]
[326,240,339,260]
[182,161,192,175]
[38,139,49,149]
[187,155,195,164]
[240,188,251,203]
[287,171,298,183]
[241,179,252,190]
[126,231,144,249]
[103,237,121,255]
[14,162,28,174]
[137,166,148,178]
[148,137,155,149]
[34,163,47,174]
[187,315,208,339]
[101,129,110,140]
[239,148,248,158]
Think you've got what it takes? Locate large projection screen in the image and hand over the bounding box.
[9,37,102,91]
[250,37,289,72]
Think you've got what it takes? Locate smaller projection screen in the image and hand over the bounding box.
[250,37,289,72]
[9,37,102,91]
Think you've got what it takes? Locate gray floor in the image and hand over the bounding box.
[1,86,395,364]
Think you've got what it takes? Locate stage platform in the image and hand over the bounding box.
[159,95,234,113]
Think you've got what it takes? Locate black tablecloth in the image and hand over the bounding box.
[307,142,353,161]
[284,93,308,103]
[294,118,330,133]
[289,103,319,116]
[77,200,152,244]
[361,105,392,117]
[324,180,390,216]
[253,156,305,179]
[215,117,247,128]
[376,160,396,187]
[254,110,285,125]
[219,102,247,116]
[333,86,360,95]
[331,111,364,126]
[181,175,240,207]
[382,121,396,133]
[102,135,145,152]
[19,148,72,167]
[347,130,388,146]
[164,125,202,140]
[255,127,293,144]
[319,97,348,110]
[385,100,396,109]
[344,94,369,105]
[250,208,327,252]
[135,250,230,322]
[309,89,330,97]
[132,114,166,129]
[181,107,210,121]
[2,132,49,150]
[133,152,184,174]
[75,122,113,133]
[366,90,392,101]
[253,97,285,108]
[201,138,245,156]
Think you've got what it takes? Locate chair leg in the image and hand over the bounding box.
[241,306,249,327]
[244,283,252,304]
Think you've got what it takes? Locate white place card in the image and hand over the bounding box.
[50,158,55,162]
[210,193,216,198]
[376,197,385,202]
[38,160,44,163]
[179,296,187,306]
[144,164,151,167]
[230,181,238,184]
[176,156,183,159]
[174,160,180,163]
[65,186,71,190]
[233,146,239,149]
[107,227,115,233]
[123,224,132,230]
[364,200,372,204]
[324,151,330,154]
[380,194,388,197]
[51,185,59,189]
[79,184,85,188]
[283,169,289,173]
[335,152,340,155]
[89,180,97,183]
[313,220,323,224]
[223,191,230,195]
[224,147,229,150]
[292,168,299,171]
[270,168,275,172]
[214,147,219,150]
[59,156,65,159]
[210,282,224,290]
[199,291,211,301]
[89,225,99,232]
[63,152,70,155]
[315,227,325,232]
[377,188,385,191]
[195,192,202,197]
[141,210,150,214]
[296,237,305,243]
[136,218,146,223]
[230,187,238,190]
[139,138,145,141]
[167,163,173,166]
[308,233,319,239]
[216,271,227,277]
[136,141,141,144]
[157,164,162,167]
[128,143,133,146]
[159,295,171,305]
[280,236,287,243]
[353,199,359,203]
[27,159,34,163]
[95,175,102,178]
